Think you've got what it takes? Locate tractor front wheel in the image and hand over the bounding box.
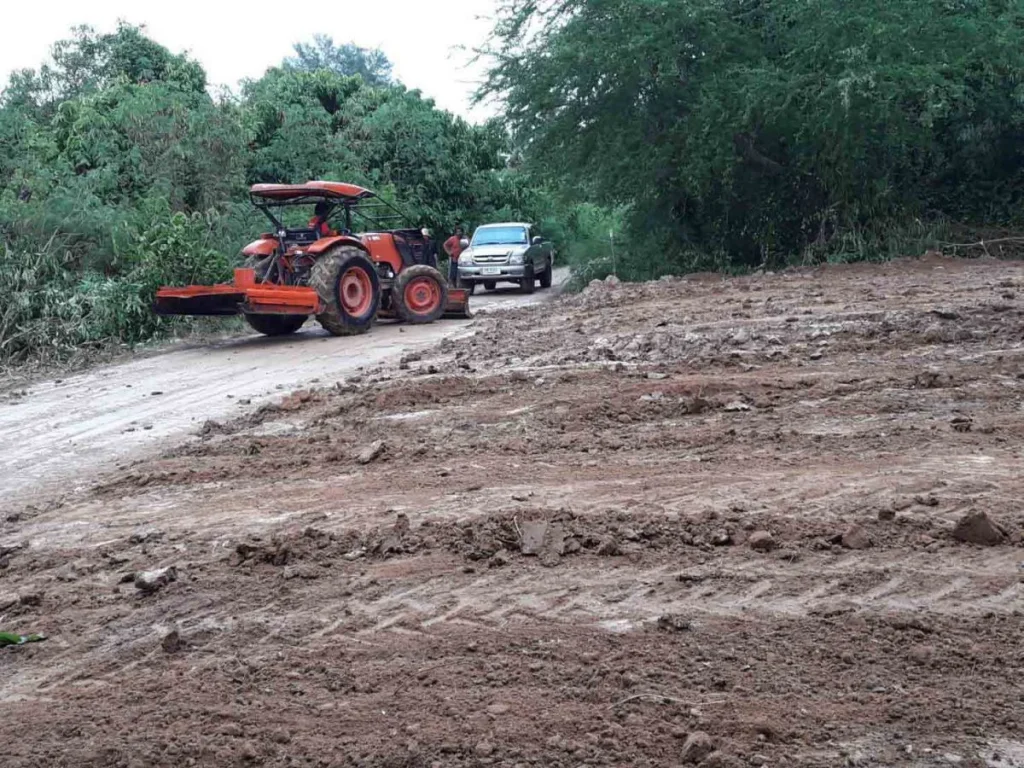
[310,246,381,336]
[393,265,448,324]
[244,313,307,337]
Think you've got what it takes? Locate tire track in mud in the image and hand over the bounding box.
[325,549,1024,638]
[4,259,1024,766]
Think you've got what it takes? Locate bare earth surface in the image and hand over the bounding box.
[1,256,1023,767]
[0,283,553,506]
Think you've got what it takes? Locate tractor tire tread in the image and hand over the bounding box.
[392,265,448,324]
[310,246,380,337]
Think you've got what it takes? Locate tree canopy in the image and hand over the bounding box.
[484,0,1024,273]
[7,4,1024,364]
[285,35,394,87]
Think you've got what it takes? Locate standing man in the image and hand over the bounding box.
[443,225,466,286]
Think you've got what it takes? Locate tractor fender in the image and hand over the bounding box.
[242,237,277,258]
[307,235,368,256]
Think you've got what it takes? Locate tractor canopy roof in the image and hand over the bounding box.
[248,181,415,231]
[249,181,375,203]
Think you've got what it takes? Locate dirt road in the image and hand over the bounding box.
[2,257,1023,767]
[0,278,564,508]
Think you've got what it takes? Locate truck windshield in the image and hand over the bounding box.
[472,226,528,246]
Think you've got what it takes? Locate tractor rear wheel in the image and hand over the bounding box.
[310,246,381,336]
[392,265,448,324]
[244,313,307,336]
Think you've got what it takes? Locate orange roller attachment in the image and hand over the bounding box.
[154,269,322,317]
[444,287,473,319]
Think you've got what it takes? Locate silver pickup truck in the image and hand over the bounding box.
[457,222,555,294]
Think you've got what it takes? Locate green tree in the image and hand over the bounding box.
[484,0,1024,274]
[243,65,538,234]
[4,23,206,117]
[285,35,394,87]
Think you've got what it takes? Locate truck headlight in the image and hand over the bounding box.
[460,253,474,266]
[509,251,525,264]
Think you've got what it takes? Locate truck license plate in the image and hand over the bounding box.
[482,267,501,275]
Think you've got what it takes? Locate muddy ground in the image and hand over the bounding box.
[0,280,558,507]
[1,255,1023,767]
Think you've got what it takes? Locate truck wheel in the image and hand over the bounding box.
[393,265,448,324]
[520,265,536,294]
[244,313,307,336]
[484,281,497,292]
[310,246,381,336]
[539,260,553,289]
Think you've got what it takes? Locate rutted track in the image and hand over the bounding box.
[2,257,1024,767]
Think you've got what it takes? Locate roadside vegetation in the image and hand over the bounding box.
[483,0,1024,281]
[6,2,1024,365]
[0,26,558,366]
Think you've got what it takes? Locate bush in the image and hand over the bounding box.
[0,236,98,363]
[0,204,243,364]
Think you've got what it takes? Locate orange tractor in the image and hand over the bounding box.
[154,181,470,336]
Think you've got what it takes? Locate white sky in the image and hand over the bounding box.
[0,0,502,121]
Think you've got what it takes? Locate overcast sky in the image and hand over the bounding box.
[0,0,502,121]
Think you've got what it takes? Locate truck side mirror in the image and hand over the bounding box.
[532,236,542,245]
[460,238,470,249]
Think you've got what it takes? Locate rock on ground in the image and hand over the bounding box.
[356,440,386,465]
[161,630,182,653]
[748,531,776,552]
[841,524,872,550]
[951,511,1006,546]
[135,566,177,594]
[519,520,565,566]
[681,731,715,763]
